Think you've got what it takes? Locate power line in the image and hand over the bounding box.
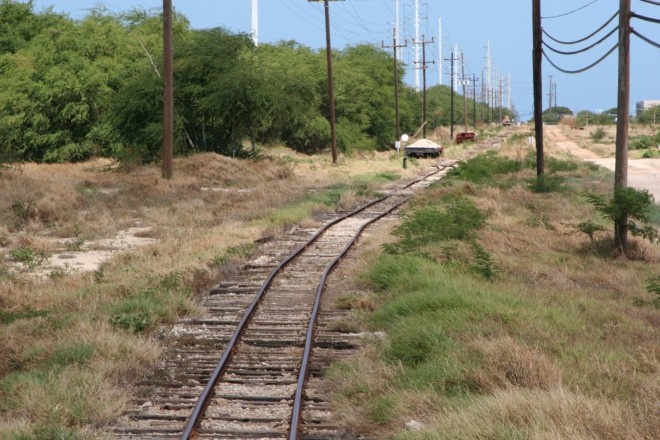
[639,0,660,6]
[542,25,618,55]
[542,11,617,45]
[632,28,660,49]
[631,12,660,24]
[541,0,601,19]
[542,43,618,74]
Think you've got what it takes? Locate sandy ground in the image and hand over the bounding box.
[545,125,660,201]
[6,226,157,277]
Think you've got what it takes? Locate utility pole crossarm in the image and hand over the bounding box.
[413,35,435,138]
[382,30,408,145]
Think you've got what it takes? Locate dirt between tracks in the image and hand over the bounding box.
[545,125,660,201]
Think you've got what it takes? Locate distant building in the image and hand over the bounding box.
[636,100,660,115]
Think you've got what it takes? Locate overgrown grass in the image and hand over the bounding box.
[0,149,420,437]
[446,150,521,186]
[327,149,659,439]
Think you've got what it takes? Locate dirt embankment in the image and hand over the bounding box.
[545,125,660,201]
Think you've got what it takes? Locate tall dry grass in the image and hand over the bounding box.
[324,138,659,439]
[0,148,437,437]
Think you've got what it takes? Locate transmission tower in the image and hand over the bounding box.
[251,0,258,46]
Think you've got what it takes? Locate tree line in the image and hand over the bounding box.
[0,1,496,165]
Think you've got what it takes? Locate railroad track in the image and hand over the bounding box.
[112,136,505,440]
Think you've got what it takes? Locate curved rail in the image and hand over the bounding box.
[180,165,449,439]
[288,196,409,439]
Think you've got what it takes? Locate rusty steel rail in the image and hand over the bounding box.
[288,196,409,439]
[180,165,448,440]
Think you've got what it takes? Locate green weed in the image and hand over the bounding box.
[469,242,501,280]
[110,281,192,334]
[546,157,580,173]
[447,151,521,185]
[10,199,34,225]
[590,127,606,141]
[387,316,452,366]
[47,343,95,369]
[385,195,487,254]
[10,247,47,268]
[629,136,653,150]
[369,395,395,424]
[66,225,85,251]
[213,243,257,266]
[573,220,607,243]
[527,175,567,193]
[0,306,49,324]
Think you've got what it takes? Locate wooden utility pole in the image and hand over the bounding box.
[548,75,553,115]
[445,50,455,139]
[498,76,503,124]
[653,105,657,145]
[532,0,544,176]
[414,35,435,138]
[615,0,631,249]
[472,73,479,130]
[460,52,469,133]
[382,30,408,146]
[309,0,341,164]
[162,0,173,179]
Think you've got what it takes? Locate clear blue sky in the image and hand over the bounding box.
[33,1,659,120]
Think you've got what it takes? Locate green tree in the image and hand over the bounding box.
[586,187,659,250]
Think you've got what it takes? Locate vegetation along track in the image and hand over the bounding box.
[112,137,505,440]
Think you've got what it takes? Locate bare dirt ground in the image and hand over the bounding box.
[545,125,660,201]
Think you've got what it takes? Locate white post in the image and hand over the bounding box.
[395,0,399,60]
[438,17,442,85]
[414,0,420,91]
[508,72,511,109]
[251,0,258,46]
[486,41,491,108]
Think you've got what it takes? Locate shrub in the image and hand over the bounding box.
[590,127,606,142]
[470,241,501,280]
[629,136,653,150]
[527,175,567,193]
[447,151,521,185]
[386,195,488,254]
[573,220,607,243]
[546,157,579,173]
[585,187,659,245]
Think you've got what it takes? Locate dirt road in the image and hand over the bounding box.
[545,125,660,201]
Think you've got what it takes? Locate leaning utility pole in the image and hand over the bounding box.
[162,0,173,179]
[382,29,408,146]
[414,35,435,138]
[309,0,340,164]
[532,0,544,176]
[615,0,631,249]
